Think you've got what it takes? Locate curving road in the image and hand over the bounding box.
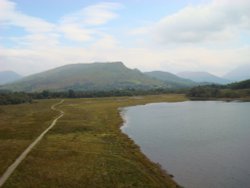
[0,99,64,187]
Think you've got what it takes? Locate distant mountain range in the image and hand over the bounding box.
[145,71,196,87]
[0,71,22,85]
[177,71,230,84]
[223,64,250,81]
[1,62,249,92]
[176,64,250,83]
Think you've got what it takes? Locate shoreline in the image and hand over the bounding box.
[189,97,250,102]
[118,111,181,187]
[118,102,184,188]
[119,99,250,188]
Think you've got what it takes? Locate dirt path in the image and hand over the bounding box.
[0,100,64,187]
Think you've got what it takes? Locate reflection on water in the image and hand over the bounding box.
[121,101,250,188]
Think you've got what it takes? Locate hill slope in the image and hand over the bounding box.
[145,71,196,88]
[228,79,250,89]
[177,71,230,84]
[223,64,250,81]
[0,71,22,85]
[0,62,170,92]
[187,79,250,99]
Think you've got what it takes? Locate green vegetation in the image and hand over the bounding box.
[187,79,250,100]
[0,92,32,105]
[228,79,250,90]
[1,94,186,188]
[0,100,58,176]
[0,88,185,105]
[30,88,184,99]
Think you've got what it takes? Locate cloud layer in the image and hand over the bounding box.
[141,0,250,45]
[0,0,250,76]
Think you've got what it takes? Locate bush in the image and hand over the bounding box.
[0,92,32,105]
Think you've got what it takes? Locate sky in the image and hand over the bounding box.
[0,0,250,76]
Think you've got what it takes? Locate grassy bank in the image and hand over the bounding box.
[1,94,187,188]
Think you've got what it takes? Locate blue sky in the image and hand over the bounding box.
[0,0,250,75]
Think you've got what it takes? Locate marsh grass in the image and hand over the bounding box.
[0,100,59,176]
[1,94,186,188]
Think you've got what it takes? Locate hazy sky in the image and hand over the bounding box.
[0,0,250,76]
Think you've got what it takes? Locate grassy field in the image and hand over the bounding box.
[0,100,58,176]
[0,94,187,188]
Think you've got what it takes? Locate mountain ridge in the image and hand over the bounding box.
[0,71,22,85]
[223,64,250,81]
[177,71,230,84]
[1,62,240,92]
[145,71,197,87]
[0,62,169,92]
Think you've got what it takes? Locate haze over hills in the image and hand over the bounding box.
[223,64,250,81]
[177,71,230,84]
[0,71,22,85]
[145,71,197,87]
[0,62,171,92]
[1,62,243,92]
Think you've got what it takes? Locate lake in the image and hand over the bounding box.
[121,101,250,188]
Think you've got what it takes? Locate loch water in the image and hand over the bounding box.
[121,101,250,188]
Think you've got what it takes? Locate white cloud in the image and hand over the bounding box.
[0,0,121,44]
[60,24,94,42]
[61,2,121,26]
[0,0,250,77]
[83,2,121,25]
[95,46,250,76]
[59,2,121,42]
[0,0,59,56]
[2,37,249,76]
[0,0,15,20]
[135,0,250,45]
[0,0,55,33]
[91,34,118,49]
[11,33,60,48]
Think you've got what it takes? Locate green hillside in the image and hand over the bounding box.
[228,79,250,89]
[0,62,170,92]
[145,71,197,88]
[187,79,250,99]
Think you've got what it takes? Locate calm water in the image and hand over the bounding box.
[121,101,250,188]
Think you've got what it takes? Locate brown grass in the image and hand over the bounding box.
[0,100,58,176]
[1,94,187,188]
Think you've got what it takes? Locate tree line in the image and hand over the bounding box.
[187,79,250,99]
[1,79,250,105]
[0,91,32,105]
[0,88,183,105]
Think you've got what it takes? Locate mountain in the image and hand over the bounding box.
[0,71,22,85]
[145,71,197,88]
[223,64,250,81]
[0,62,172,92]
[177,71,230,84]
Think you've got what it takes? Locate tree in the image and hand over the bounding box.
[41,90,50,98]
[68,89,75,98]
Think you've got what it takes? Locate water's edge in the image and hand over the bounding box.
[119,101,250,188]
[119,105,179,184]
